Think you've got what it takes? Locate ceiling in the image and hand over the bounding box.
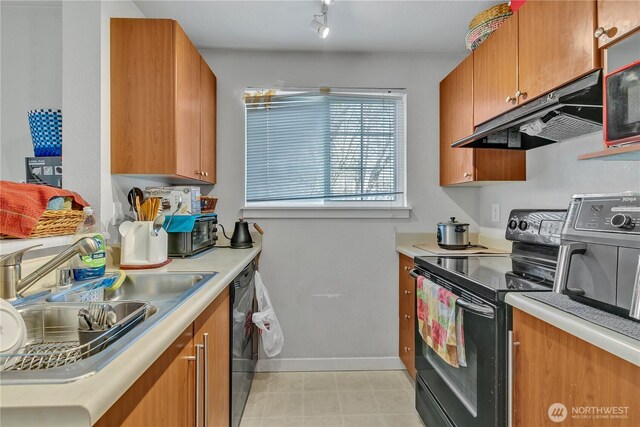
[133,0,501,54]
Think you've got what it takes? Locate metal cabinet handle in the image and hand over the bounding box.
[203,172,209,177]
[629,255,640,320]
[505,95,516,104]
[463,172,472,178]
[404,290,411,295]
[508,331,520,427]
[404,314,411,320]
[515,90,527,100]
[404,266,409,271]
[404,346,411,352]
[552,242,587,294]
[203,333,209,427]
[188,344,204,427]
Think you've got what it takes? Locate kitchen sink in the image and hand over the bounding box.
[47,273,214,303]
[1,271,217,384]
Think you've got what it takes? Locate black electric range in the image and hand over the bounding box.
[414,252,555,303]
[413,209,566,427]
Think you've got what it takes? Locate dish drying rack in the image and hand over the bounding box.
[1,301,150,371]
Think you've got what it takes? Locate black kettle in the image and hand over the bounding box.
[221,218,263,249]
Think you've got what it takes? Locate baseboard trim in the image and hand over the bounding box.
[256,357,405,372]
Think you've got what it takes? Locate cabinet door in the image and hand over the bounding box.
[174,21,203,181]
[518,0,600,103]
[473,14,519,126]
[440,55,475,185]
[200,58,217,184]
[398,254,416,379]
[94,325,196,427]
[596,0,640,48]
[194,287,230,427]
[111,18,176,175]
[512,309,638,427]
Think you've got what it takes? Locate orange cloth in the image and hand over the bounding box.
[0,181,88,238]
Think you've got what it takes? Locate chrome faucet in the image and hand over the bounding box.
[0,237,101,300]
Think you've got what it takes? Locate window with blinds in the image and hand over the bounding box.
[245,88,406,206]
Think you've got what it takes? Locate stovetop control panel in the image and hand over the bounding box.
[505,209,567,246]
[568,193,640,235]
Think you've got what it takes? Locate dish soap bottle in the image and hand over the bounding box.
[71,206,106,281]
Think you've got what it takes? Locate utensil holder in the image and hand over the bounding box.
[120,221,168,266]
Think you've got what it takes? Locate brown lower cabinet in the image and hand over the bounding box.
[95,287,230,427]
[512,308,639,427]
[398,254,416,379]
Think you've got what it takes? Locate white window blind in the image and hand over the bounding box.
[245,89,406,206]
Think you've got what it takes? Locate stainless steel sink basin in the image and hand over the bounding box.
[47,273,212,303]
[1,271,217,384]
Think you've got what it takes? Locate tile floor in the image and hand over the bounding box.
[239,371,425,427]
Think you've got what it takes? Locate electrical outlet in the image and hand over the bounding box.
[491,204,500,223]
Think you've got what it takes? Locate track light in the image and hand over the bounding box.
[310,17,330,38]
[310,2,331,39]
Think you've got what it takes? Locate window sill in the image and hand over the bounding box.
[241,206,411,219]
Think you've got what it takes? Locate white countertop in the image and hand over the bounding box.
[0,243,261,427]
[506,293,640,367]
[396,232,511,259]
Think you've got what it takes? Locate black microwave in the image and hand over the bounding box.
[604,59,640,147]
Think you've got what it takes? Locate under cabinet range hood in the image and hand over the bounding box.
[452,70,603,150]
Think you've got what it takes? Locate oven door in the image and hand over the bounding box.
[413,268,506,427]
[192,219,215,251]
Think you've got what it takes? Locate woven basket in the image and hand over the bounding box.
[200,196,218,214]
[465,13,513,51]
[0,210,84,239]
[469,3,512,29]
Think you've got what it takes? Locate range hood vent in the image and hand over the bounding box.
[452,70,603,150]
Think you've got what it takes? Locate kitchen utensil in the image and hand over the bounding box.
[219,218,261,249]
[165,196,183,231]
[127,188,143,217]
[437,217,471,249]
[0,299,27,354]
[152,214,165,237]
[120,221,168,266]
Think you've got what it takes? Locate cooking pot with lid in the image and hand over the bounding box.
[437,217,470,249]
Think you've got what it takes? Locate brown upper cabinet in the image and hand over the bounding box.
[595,0,640,49]
[111,18,217,184]
[473,14,519,126]
[473,1,600,126]
[440,55,526,186]
[518,0,600,103]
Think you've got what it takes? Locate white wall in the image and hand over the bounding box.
[60,0,143,237]
[200,49,480,370]
[1,2,62,182]
[478,134,640,235]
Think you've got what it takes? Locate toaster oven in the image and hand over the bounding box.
[168,216,218,257]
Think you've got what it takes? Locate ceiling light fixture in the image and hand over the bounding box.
[310,2,331,39]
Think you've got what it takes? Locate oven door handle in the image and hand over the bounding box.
[410,269,495,319]
[456,299,495,319]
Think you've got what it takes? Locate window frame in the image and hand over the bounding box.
[243,87,408,213]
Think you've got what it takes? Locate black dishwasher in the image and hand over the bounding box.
[231,260,258,427]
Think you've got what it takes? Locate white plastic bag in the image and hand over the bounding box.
[252,272,284,357]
